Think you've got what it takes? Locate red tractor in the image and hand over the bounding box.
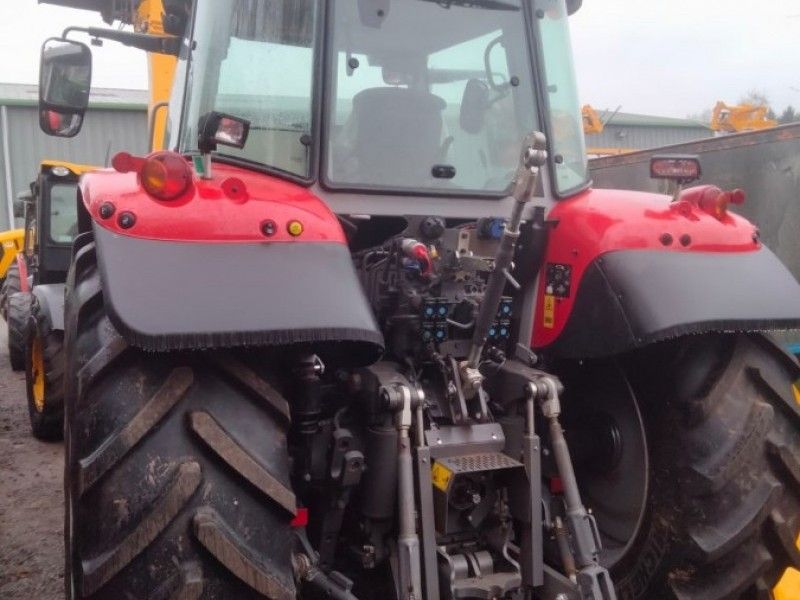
[39,1,800,599]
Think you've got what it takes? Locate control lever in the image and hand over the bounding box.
[464,132,547,383]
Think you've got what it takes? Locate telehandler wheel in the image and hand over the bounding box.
[564,334,800,599]
[24,295,64,441]
[7,290,31,371]
[62,241,297,600]
[1,262,20,321]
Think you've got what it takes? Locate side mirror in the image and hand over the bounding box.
[197,112,250,153]
[13,191,32,219]
[650,154,701,184]
[39,38,92,137]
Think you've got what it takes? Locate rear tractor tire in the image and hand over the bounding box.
[25,295,65,440]
[63,241,297,599]
[1,262,20,321]
[7,290,31,371]
[564,334,800,599]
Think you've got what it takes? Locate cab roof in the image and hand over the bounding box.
[40,160,98,176]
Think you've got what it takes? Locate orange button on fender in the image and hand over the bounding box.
[287,220,304,237]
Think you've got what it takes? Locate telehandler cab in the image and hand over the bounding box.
[39,1,800,598]
[0,161,91,439]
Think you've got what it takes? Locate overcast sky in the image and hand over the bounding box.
[0,1,797,119]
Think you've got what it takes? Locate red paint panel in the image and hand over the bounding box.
[80,160,346,244]
[532,187,760,349]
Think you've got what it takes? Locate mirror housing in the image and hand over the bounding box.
[197,112,251,154]
[39,38,92,137]
[13,190,32,219]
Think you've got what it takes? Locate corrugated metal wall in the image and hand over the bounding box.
[0,104,147,230]
[586,124,712,152]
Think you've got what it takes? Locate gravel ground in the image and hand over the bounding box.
[0,319,63,600]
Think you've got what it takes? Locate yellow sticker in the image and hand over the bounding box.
[543,295,555,329]
[792,382,800,407]
[431,462,453,492]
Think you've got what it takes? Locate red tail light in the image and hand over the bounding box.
[650,154,701,183]
[140,152,192,200]
[113,151,192,201]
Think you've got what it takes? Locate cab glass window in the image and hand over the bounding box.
[49,183,79,244]
[326,0,538,194]
[181,0,319,178]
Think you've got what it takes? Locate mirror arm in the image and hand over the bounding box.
[148,102,170,151]
[62,26,181,56]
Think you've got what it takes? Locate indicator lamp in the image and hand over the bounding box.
[287,220,304,236]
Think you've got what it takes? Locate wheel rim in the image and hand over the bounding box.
[31,334,46,412]
[562,361,649,569]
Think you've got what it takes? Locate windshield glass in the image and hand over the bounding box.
[535,0,588,194]
[325,0,538,194]
[49,183,78,243]
[180,0,319,178]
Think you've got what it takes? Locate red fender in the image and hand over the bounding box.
[79,158,346,244]
[532,186,760,349]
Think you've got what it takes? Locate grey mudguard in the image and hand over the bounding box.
[93,225,384,365]
[32,283,66,332]
[543,247,800,359]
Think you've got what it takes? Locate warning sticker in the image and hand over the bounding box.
[431,462,453,492]
[543,295,555,329]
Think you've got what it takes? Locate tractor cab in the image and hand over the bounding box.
[180,0,586,209]
[41,0,587,214]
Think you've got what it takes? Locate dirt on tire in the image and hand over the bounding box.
[0,318,63,600]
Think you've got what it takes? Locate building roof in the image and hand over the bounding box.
[598,110,710,130]
[0,82,146,110]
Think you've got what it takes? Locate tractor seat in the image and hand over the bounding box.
[347,87,446,187]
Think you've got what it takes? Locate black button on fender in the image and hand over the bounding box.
[99,202,115,219]
[117,211,136,229]
[261,219,277,237]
